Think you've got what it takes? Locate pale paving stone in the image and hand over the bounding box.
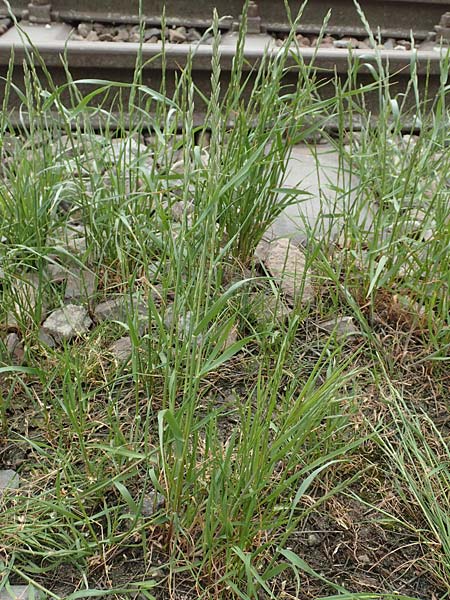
[0,587,39,599]
[0,469,19,493]
[266,144,369,244]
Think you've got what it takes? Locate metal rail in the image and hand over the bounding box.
[0,0,446,126]
[0,26,443,125]
[5,0,450,39]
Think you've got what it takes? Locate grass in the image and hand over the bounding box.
[0,2,450,599]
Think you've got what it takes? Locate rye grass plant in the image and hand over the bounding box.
[0,2,449,599]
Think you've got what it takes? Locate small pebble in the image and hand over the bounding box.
[319,316,360,337]
[141,491,165,517]
[307,533,320,547]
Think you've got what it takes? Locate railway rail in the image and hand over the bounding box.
[1,0,449,124]
[6,0,450,39]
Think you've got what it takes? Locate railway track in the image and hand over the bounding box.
[1,0,449,125]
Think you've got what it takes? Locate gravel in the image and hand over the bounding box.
[74,22,207,45]
[72,22,427,51]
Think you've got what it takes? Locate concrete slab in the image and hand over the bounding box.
[1,22,71,43]
[267,143,369,244]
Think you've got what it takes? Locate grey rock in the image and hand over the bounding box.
[6,274,43,329]
[65,236,87,256]
[333,37,358,49]
[296,33,311,47]
[186,27,202,42]
[319,316,360,337]
[115,28,130,42]
[104,138,142,165]
[383,38,396,50]
[46,262,68,283]
[250,291,292,325]
[5,333,24,364]
[0,18,11,35]
[129,32,141,43]
[266,143,366,245]
[94,292,149,335]
[318,35,335,47]
[258,238,314,304]
[41,305,92,343]
[94,294,147,326]
[38,330,56,348]
[144,27,161,41]
[77,22,93,37]
[109,336,132,361]
[98,32,115,42]
[51,223,87,257]
[164,307,202,344]
[0,469,19,493]
[64,269,96,301]
[358,553,371,565]
[56,221,85,239]
[93,22,106,33]
[169,27,187,43]
[141,490,165,517]
[396,39,411,50]
[57,133,106,158]
[86,30,99,42]
[171,200,193,222]
[94,297,126,322]
[111,136,141,155]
